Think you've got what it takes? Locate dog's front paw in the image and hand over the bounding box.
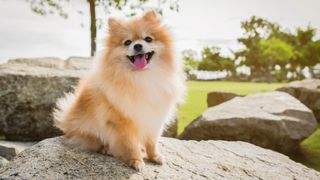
[129,159,145,171]
[149,154,164,165]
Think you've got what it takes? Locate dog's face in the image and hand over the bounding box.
[105,11,173,72]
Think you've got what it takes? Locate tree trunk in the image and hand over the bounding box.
[89,0,96,56]
[297,66,305,80]
[280,65,287,82]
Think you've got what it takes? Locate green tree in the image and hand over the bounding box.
[235,16,320,81]
[27,0,179,56]
[307,40,320,77]
[235,16,279,79]
[198,47,222,71]
[220,57,236,76]
[259,37,294,81]
[294,27,319,78]
[198,47,235,76]
[274,27,319,79]
[182,49,199,74]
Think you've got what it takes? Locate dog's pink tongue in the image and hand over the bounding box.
[133,54,147,70]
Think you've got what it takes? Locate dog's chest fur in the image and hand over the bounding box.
[101,69,180,138]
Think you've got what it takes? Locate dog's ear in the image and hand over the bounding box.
[108,18,123,31]
[142,10,160,25]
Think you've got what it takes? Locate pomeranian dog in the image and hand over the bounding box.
[53,11,185,171]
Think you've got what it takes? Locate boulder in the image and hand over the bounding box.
[207,91,242,107]
[277,79,320,122]
[0,141,36,160]
[180,91,317,154]
[0,58,88,141]
[1,137,320,179]
[0,58,176,141]
[0,144,15,161]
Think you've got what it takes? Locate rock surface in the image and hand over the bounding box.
[0,141,36,160]
[277,79,320,122]
[1,137,319,179]
[207,91,242,107]
[0,156,8,168]
[0,58,176,140]
[0,58,88,141]
[7,57,93,70]
[0,144,15,161]
[180,91,317,154]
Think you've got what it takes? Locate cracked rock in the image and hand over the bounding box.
[0,137,319,179]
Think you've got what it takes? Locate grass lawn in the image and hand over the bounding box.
[301,125,320,171]
[178,80,320,171]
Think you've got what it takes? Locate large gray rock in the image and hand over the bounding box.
[0,58,176,141]
[207,91,242,107]
[277,79,320,122]
[0,58,89,141]
[0,137,319,179]
[180,91,317,154]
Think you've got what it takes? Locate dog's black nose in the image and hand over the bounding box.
[134,44,143,52]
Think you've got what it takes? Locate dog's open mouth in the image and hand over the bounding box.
[126,51,154,70]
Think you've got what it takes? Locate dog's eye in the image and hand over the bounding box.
[124,40,132,46]
[144,36,153,43]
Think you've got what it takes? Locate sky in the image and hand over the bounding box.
[0,0,319,63]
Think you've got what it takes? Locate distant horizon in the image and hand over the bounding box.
[0,0,319,63]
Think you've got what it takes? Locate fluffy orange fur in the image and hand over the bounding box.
[54,11,185,171]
